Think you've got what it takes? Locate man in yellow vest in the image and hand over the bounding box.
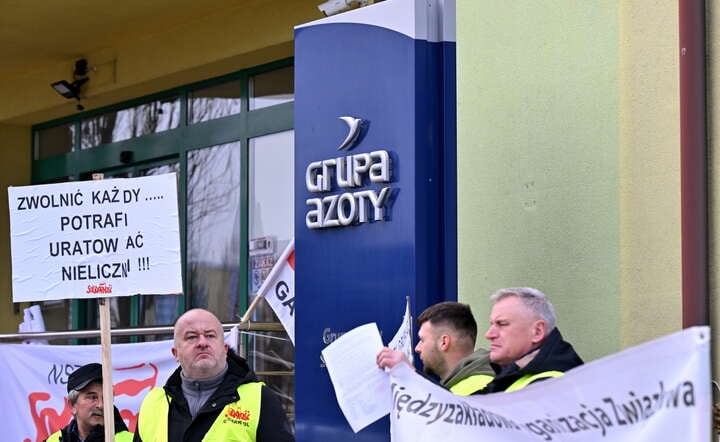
[45,362,133,442]
[479,287,583,394]
[376,302,494,396]
[133,308,293,442]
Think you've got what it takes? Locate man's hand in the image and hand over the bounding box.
[376,347,411,370]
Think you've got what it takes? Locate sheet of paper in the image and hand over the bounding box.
[322,322,390,433]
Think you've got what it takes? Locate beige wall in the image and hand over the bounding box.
[457,1,621,362]
[0,124,31,330]
[457,1,684,362]
[618,1,681,349]
[709,1,720,380]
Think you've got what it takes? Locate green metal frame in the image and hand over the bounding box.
[32,58,294,333]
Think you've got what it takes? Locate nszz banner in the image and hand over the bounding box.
[388,327,710,441]
[1,332,236,442]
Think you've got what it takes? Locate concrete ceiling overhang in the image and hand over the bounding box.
[1,0,251,78]
[0,0,322,125]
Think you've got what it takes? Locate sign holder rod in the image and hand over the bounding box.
[93,172,115,440]
[99,298,115,440]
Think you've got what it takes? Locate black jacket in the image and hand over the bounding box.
[44,406,129,442]
[478,327,583,394]
[133,351,294,442]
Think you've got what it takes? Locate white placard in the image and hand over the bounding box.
[321,322,391,433]
[8,174,183,302]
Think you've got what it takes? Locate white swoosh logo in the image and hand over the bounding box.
[337,116,363,151]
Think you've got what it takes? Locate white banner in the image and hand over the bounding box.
[389,327,711,441]
[2,332,237,442]
[256,239,295,345]
[1,339,175,442]
[8,174,183,302]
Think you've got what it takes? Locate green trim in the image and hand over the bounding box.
[239,138,249,316]
[32,58,292,132]
[179,148,189,313]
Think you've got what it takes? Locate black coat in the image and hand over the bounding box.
[45,406,129,442]
[478,327,583,394]
[134,351,294,442]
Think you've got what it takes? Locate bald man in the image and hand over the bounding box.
[134,308,294,441]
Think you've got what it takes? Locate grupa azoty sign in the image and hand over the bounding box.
[8,173,182,302]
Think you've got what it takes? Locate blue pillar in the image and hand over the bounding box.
[294,1,456,440]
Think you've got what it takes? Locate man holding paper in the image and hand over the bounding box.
[480,287,583,393]
[376,302,494,395]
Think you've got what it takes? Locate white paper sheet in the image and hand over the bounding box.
[321,322,391,432]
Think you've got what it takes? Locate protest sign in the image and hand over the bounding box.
[388,326,710,441]
[323,324,710,440]
[8,174,182,302]
[1,332,237,442]
[242,239,295,344]
[2,339,174,442]
[256,239,295,344]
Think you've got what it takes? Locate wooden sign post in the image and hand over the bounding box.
[99,299,115,439]
[91,173,115,440]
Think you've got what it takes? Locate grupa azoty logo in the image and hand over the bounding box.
[336,116,363,151]
[305,115,393,229]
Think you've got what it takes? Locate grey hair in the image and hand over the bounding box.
[67,389,80,405]
[490,287,557,332]
[67,380,102,406]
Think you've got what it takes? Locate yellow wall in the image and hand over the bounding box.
[0,124,31,330]
[457,1,683,362]
[457,1,621,362]
[618,2,681,349]
[709,3,720,378]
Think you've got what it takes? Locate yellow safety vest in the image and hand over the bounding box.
[505,370,564,392]
[448,374,494,396]
[137,382,263,442]
[45,428,134,442]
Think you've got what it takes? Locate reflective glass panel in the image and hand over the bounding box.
[247,130,294,417]
[249,66,294,110]
[80,96,181,149]
[187,142,241,322]
[35,123,75,160]
[137,164,181,340]
[188,79,242,124]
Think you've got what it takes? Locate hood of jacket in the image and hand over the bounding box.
[442,347,494,388]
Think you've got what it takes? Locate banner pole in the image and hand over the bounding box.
[92,173,115,440]
[238,239,295,325]
[406,295,413,352]
[99,298,115,440]
[239,293,264,324]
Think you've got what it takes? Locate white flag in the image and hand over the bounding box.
[388,297,413,364]
[256,239,295,345]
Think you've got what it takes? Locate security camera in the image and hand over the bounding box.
[317,0,369,17]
